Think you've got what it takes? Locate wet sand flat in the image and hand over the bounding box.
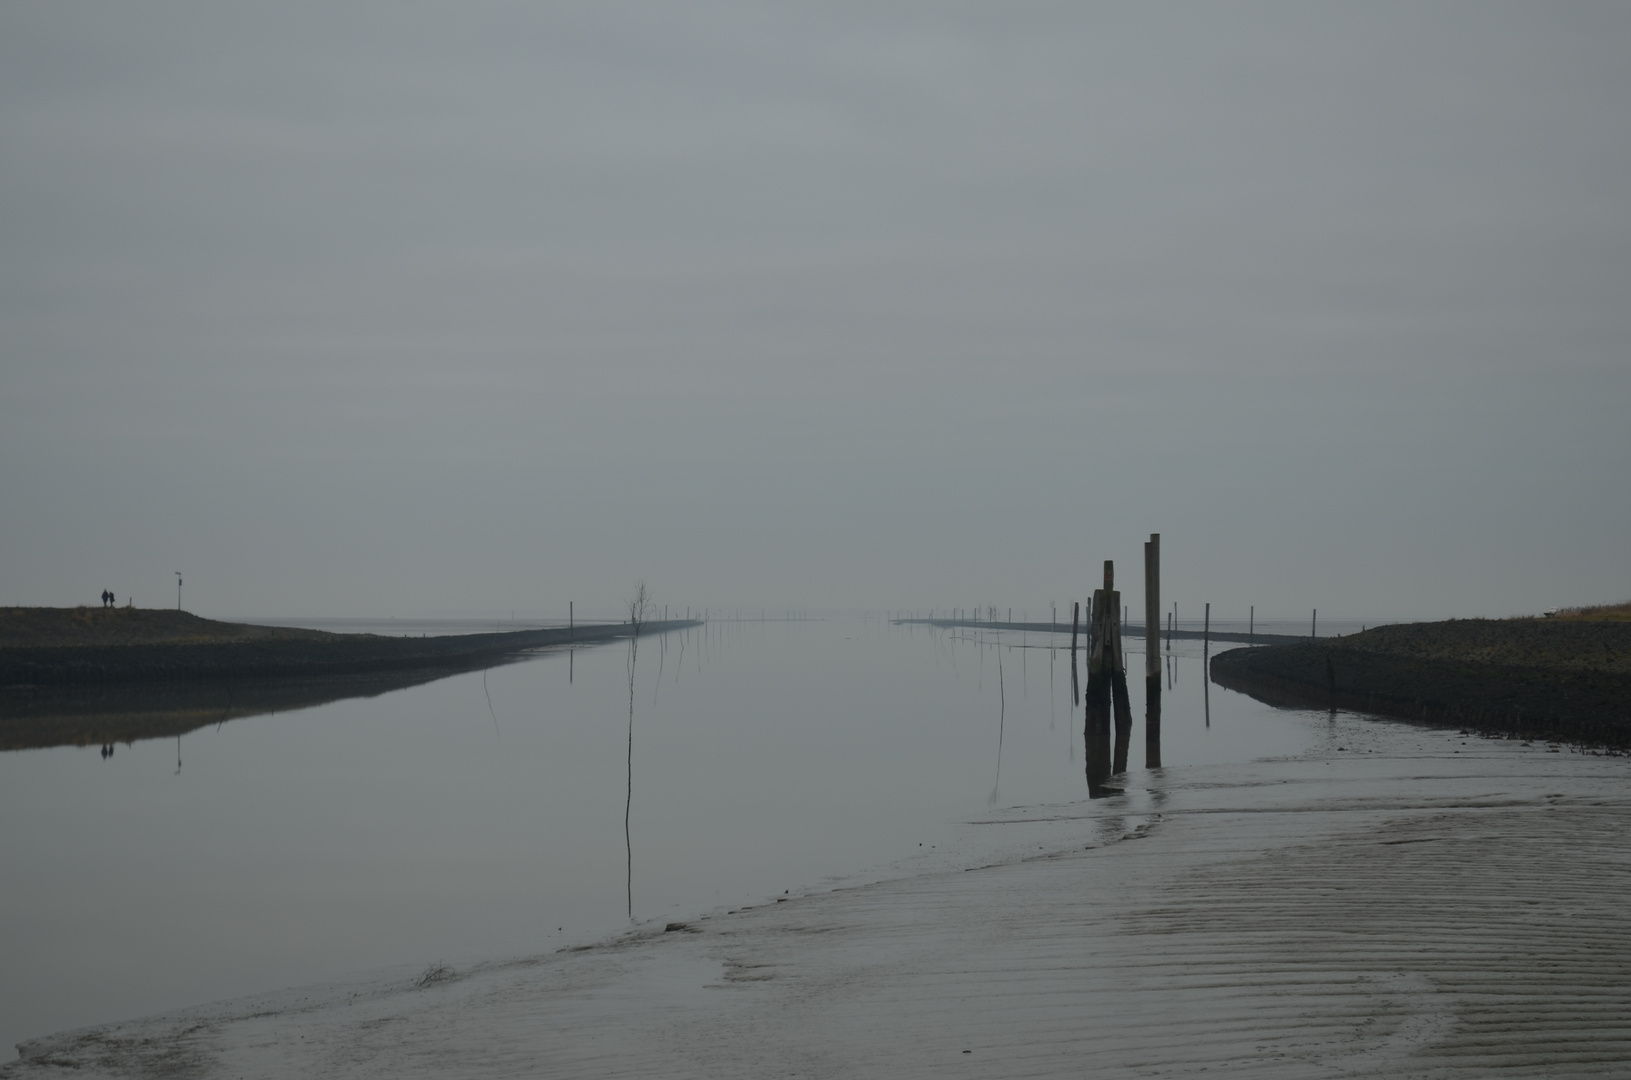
[8,718,1628,1078]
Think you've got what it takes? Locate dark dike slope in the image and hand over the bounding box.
[0,620,698,751]
[1210,619,1631,747]
[0,620,696,687]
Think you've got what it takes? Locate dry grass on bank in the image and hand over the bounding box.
[1550,601,1631,622]
[0,607,337,649]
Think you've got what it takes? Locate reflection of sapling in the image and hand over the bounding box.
[625,580,649,921]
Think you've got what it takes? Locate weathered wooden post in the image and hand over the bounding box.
[1084,565,1114,795]
[1203,602,1211,728]
[1144,534,1161,768]
[1249,605,1254,644]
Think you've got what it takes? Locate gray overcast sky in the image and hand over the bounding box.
[2,2,1627,621]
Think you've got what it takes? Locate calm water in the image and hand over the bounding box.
[2,616,1327,1053]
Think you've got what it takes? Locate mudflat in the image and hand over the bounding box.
[6,717,1626,1079]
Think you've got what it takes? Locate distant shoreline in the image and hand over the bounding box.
[891,617,1307,646]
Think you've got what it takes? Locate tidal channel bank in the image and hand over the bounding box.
[0,608,698,752]
[1211,618,1631,747]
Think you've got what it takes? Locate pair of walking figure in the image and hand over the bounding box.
[100,589,116,608]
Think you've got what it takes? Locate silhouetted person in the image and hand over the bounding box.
[108,591,115,607]
[100,590,110,608]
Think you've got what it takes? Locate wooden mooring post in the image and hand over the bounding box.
[1109,570,1134,776]
[1144,534,1161,769]
[1085,561,1133,791]
[1084,570,1112,795]
[1203,602,1211,727]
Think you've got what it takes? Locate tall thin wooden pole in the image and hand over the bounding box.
[1144,534,1161,769]
[1311,609,1317,639]
[1084,563,1116,795]
[1145,535,1160,682]
[1249,605,1253,644]
[1203,601,1212,728]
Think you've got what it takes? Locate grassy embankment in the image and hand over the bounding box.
[1210,605,1631,747]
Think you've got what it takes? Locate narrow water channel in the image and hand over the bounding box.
[1,615,1323,1053]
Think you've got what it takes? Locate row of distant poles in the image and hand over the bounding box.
[1072,533,1161,796]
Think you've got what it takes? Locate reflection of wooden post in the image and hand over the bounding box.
[1110,589,1133,774]
[1070,601,1080,706]
[1144,534,1161,768]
